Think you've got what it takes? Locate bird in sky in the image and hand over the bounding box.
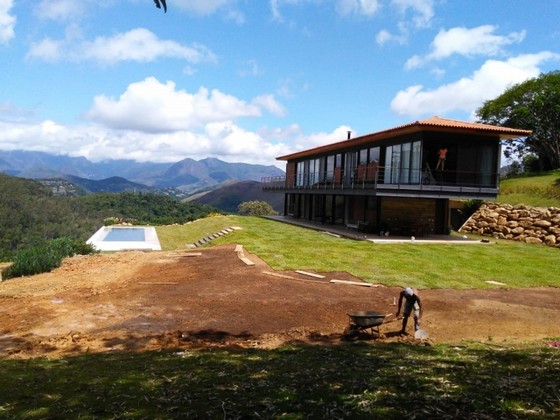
[154,0,167,13]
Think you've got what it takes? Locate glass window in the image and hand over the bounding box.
[383,141,422,184]
[345,151,357,183]
[411,141,421,183]
[326,155,334,181]
[369,147,380,163]
[400,142,411,184]
[359,149,368,165]
[390,145,401,183]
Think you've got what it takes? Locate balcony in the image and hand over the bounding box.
[262,166,499,199]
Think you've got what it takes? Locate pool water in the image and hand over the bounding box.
[104,227,146,242]
[86,226,161,251]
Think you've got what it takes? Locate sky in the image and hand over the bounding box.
[0,0,559,170]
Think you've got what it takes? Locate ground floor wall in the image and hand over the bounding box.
[284,193,450,235]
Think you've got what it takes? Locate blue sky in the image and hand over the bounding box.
[0,0,559,169]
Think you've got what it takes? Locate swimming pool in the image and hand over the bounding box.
[87,226,161,251]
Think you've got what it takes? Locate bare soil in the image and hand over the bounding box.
[1,244,559,359]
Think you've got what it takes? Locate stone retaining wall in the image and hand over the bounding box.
[459,203,560,248]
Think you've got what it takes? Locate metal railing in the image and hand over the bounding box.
[261,166,499,194]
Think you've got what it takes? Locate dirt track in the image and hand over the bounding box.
[1,244,559,359]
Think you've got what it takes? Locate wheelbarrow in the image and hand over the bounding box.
[343,311,389,339]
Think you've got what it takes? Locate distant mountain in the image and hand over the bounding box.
[187,180,284,213]
[0,150,170,180]
[0,150,285,195]
[64,175,156,194]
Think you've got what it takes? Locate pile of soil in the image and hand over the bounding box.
[1,244,559,359]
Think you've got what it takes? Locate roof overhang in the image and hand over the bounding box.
[277,116,532,161]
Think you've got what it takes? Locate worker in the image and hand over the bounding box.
[435,147,448,170]
[396,287,423,335]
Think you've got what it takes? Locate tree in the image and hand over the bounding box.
[237,201,278,216]
[476,71,560,170]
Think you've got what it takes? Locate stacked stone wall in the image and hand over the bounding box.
[459,203,560,248]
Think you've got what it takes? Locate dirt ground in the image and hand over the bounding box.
[1,244,559,359]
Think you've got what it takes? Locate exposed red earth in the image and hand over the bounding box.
[1,244,559,359]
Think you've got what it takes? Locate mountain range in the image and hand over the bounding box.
[0,150,284,194]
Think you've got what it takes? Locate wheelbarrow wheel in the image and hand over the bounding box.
[342,325,359,341]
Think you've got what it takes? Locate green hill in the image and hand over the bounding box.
[497,170,560,207]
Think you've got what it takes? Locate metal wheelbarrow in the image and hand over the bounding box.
[343,311,388,339]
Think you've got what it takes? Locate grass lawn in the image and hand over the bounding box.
[157,215,560,289]
[1,343,559,418]
[498,169,560,207]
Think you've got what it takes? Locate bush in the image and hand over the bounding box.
[237,201,278,216]
[1,237,97,280]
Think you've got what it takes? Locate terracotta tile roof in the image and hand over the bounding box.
[277,116,532,161]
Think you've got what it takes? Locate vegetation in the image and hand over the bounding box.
[497,169,560,207]
[0,343,558,418]
[80,192,217,225]
[237,200,279,216]
[0,174,219,262]
[0,174,101,261]
[477,71,560,170]
[2,237,97,279]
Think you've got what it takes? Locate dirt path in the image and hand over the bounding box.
[1,244,559,359]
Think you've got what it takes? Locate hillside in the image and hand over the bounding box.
[187,180,284,213]
[0,174,218,261]
[497,170,560,207]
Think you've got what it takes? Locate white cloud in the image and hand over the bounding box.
[27,28,217,65]
[336,0,381,17]
[376,23,409,46]
[406,25,527,69]
[35,0,84,21]
[270,0,381,21]
[376,0,434,46]
[0,117,295,167]
[391,0,434,29]
[84,77,285,133]
[391,52,560,118]
[174,0,235,15]
[0,0,16,44]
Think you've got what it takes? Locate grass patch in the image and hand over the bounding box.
[498,170,560,207]
[1,343,559,418]
[157,215,560,289]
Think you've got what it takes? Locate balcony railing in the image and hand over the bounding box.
[262,166,499,196]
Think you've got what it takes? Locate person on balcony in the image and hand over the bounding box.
[396,287,423,335]
[435,147,448,170]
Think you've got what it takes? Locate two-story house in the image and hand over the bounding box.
[262,116,531,236]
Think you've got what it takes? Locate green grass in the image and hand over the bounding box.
[157,215,560,289]
[1,343,559,418]
[498,169,560,207]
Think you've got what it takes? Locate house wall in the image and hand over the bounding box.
[380,197,438,235]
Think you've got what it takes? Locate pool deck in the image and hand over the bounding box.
[87,226,162,251]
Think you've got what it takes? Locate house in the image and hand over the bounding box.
[261,116,531,236]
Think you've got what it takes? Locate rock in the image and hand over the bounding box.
[534,220,552,228]
[459,203,560,248]
[525,237,543,245]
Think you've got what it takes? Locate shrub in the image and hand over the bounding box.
[237,201,278,216]
[1,237,97,280]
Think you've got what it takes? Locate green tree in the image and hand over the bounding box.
[476,71,560,170]
[237,201,278,216]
